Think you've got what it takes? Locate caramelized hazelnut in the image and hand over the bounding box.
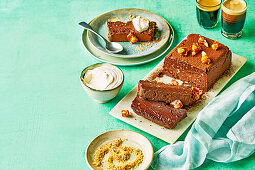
[170,100,183,109]
[198,36,209,47]
[121,110,130,117]
[192,43,202,56]
[192,87,202,100]
[201,51,211,64]
[177,47,188,57]
[192,87,203,95]
[201,57,210,64]
[198,35,205,43]
[127,32,138,44]
[211,40,219,50]
[193,93,200,101]
[203,40,209,47]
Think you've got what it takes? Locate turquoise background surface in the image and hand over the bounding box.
[0,0,254,169]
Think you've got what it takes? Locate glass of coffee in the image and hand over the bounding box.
[196,0,222,28]
[221,0,247,39]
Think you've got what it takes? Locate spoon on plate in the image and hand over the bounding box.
[79,21,123,54]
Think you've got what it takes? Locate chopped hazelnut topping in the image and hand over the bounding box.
[198,35,205,43]
[203,40,209,47]
[202,57,210,64]
[192,43,202,56]
[192,87,203,95]
[211,40,219,50]
[121,110,131,117]
[170,100,183,109]
[198,35,209,47]
[192,87,202,100]
[127,32,138,44]
[201,51,211,64]
[193,93,200,101]
[177,47,188,57]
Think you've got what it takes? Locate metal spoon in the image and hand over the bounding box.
[79,21,123,54]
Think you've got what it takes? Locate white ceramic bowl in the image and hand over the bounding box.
[85,129,154,170]
[80,63,124,103]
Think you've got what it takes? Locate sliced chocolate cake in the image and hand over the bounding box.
[131,34,232,129]
[107,21,157,42]
[163,34,232,92]
[138,80,194,106]
[131,96,187,129]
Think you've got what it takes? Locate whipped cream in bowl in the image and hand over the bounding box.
[80,63,124,103]
[132,16,150,32]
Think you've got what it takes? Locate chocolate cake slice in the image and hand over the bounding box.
[107,21,157,42]
[163,34,232,92]
[131,96,187,129]
[138,80,194,106]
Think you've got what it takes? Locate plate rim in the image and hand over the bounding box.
[81,23,174,66]
[84,129,154,170]
[87,8,171,58]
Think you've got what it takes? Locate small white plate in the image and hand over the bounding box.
[87,8,170,58]
[109,53,247,144]
[85,129,153,170]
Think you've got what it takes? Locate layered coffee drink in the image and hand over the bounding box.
[196,0,222,28]
[221,0,247,39]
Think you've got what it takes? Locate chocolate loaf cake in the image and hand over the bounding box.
[131,96,187,129]
[163,34,232,92]
[107,21,157,42]
[131,34,232,129]
[138,80,194,105]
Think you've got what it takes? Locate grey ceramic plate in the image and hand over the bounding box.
[85,129,153,170]
[81,23,174,66]
[87,8,170,58]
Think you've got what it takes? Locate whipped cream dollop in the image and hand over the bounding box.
[84,64,123,90]
[132,16,150,32]
[154,74,183,85]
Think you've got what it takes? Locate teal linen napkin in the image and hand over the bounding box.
[151,72,255,170]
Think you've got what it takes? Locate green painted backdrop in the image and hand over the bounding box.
[0,0,254,169]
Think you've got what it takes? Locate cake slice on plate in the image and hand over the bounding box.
[107,16,157,43]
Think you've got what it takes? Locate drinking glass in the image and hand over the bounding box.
[221,0,247,39]
[196,0,222,29]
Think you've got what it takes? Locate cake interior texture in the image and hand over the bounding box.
[131,96,187,129]
[138,80,194,106]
